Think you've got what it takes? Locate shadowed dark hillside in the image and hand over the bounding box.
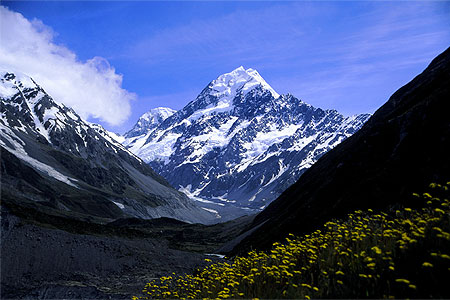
[230,46,450,255]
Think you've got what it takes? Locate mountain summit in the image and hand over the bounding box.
[123,67,370,219]
[208,66,279,100]
[125,107,176,139]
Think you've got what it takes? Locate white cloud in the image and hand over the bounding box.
[0,6,135,126]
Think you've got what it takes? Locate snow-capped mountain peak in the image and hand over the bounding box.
[124,107,176,140]
[0,71,136,158]
[209,66,279,100]
[121,67,371,220]
[172,67,280,125]
[0,70,39,98]
[0,70,82,144]
[140,107,176,123]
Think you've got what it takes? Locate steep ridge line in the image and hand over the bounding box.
[229,46,450,255]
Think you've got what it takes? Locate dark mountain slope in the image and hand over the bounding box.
[0,71,214,224]
[230,47,450,255]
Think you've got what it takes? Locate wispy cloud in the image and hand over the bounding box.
[0,6,135,127]
[2,1,446,129]
[124,3,317,67]
[123,1,449,117]
[266,2,450,114]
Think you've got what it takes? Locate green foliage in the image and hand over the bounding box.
[134,182,450,299]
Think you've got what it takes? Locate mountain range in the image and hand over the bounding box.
[122,67,370,218]
[0,70,215,224]
[2,46,449,299]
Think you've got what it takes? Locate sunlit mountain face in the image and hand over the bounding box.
[122,66,370,220]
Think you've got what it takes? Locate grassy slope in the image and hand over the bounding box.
[135,182,450,299]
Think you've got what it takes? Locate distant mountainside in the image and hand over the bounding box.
[0,71,215,224]
[122,67,370,217]
[228,47,450,255]
[124,107,176,144]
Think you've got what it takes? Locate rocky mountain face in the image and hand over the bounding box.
[0,71,215,224]
[123,67,370,217]
[228,47,450,255]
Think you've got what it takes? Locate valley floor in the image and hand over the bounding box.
[0,203,253,299]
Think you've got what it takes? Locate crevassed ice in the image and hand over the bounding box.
[241,123,302,162]
[139,132,182,164]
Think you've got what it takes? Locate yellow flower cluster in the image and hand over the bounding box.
[134,182,450,299]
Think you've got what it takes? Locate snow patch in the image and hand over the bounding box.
[187,100,234,122]
[201,207,221,219]
[113,201,125,209]
[179,184,221,205]
[263,159,289,187]
[107,131,125,144]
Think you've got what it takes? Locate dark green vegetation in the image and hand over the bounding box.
[231,46,450,255]
[136,182,450,299]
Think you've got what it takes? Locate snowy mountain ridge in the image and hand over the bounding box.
[0,70,215,224]
[122,67,371,219]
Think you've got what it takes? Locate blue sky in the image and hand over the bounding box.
[1,1,449,134]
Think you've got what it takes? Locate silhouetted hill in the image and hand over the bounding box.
[229,47,450,255]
